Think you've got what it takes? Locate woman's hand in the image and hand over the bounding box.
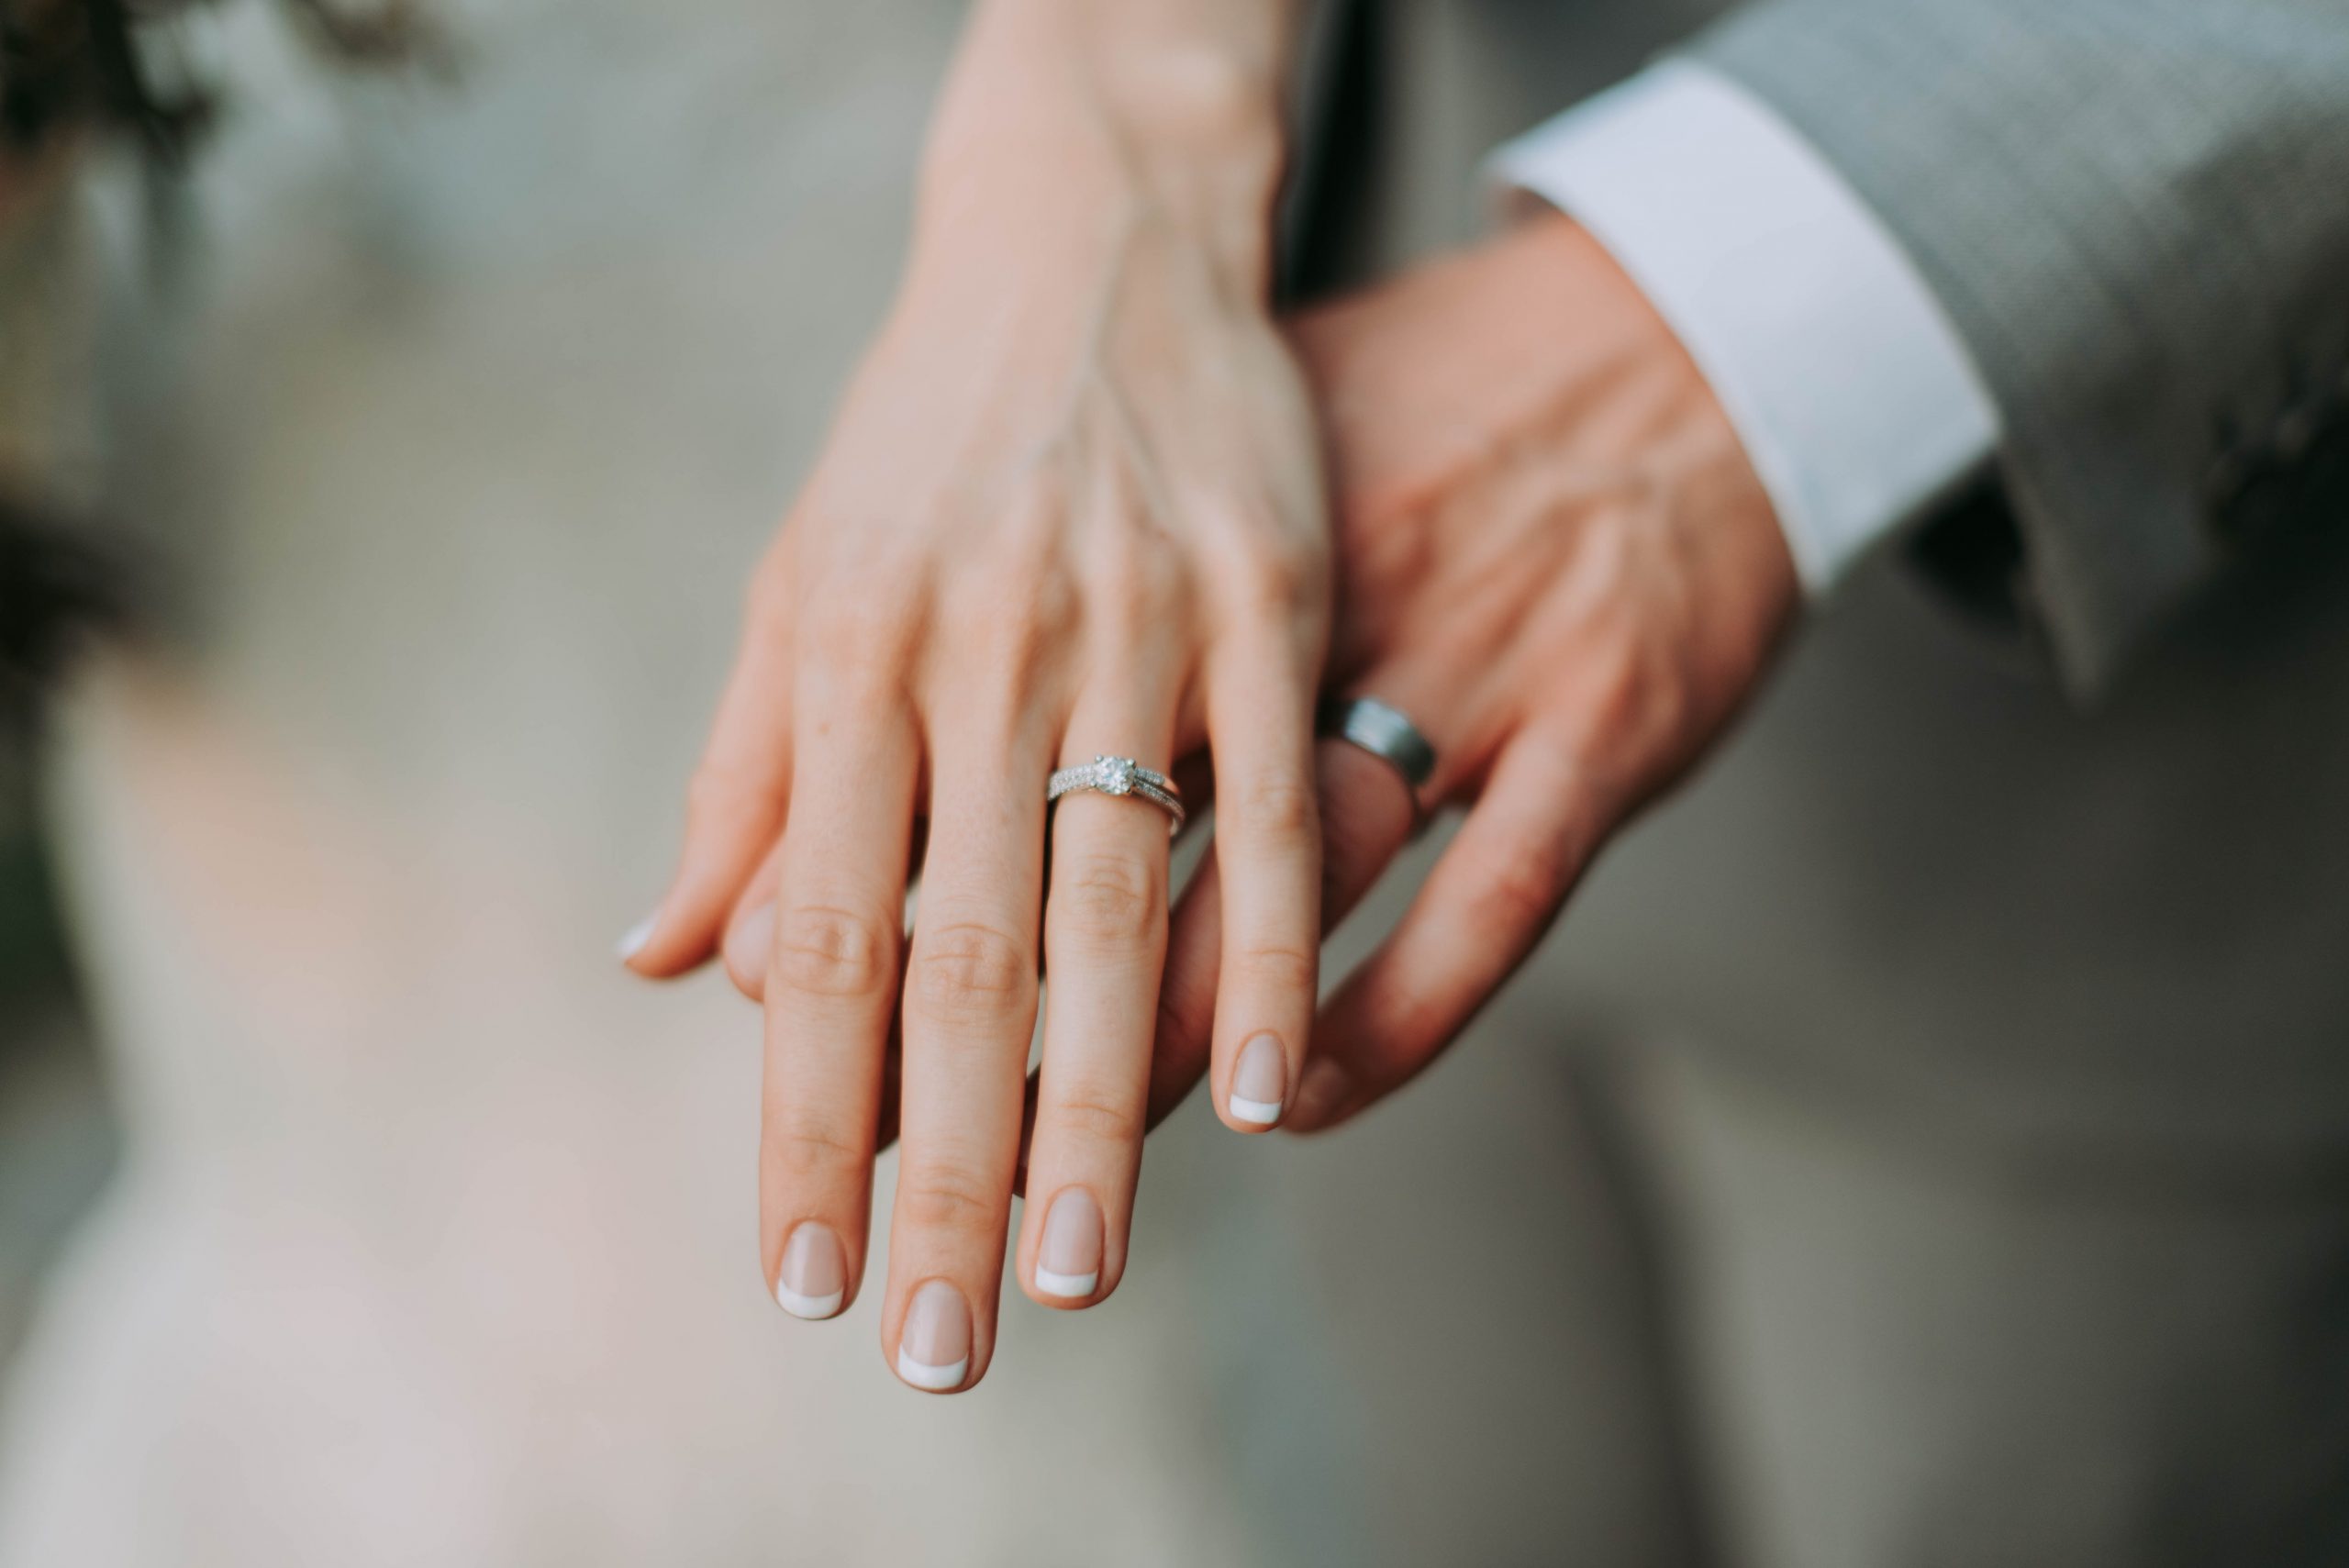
[1144,214,1799,1133]
[624,0,1325,1392]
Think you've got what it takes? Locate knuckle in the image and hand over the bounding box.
[1467,840,1572,932]
[1230,772,1320,845]
[897,1162,1004,1233]
[956,537,1078,627]
[766,1113,864,1182]
[909,919,1035,1017]
[941,574,1076,690]
[1051,853,1163,951]
[1227,533,1330,619]
[1234,939,1317,995]
[1042,1082,1146,1148]
[1581,639,1657,743]
[1088,539,1191,626]
[1639,668,1697,756]
[771,904,896,999]
[1564,642,1687,795]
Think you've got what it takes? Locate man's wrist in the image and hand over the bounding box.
[1297,216,1788,619]
[1490,61,2001,595]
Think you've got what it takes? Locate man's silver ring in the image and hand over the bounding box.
[1318,696,1437,792]
[1048,755,1186,836]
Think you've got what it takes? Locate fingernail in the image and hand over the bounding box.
[615,906,662,962]
[1230,1032,1287,1126]
[896,1280,972,1392]
[1035,1188,1103,1300]
[774,1222,847,1319]
[725,900,776,983]
[1292,1058,1350,1127]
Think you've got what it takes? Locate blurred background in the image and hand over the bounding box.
[0,723,109,1373]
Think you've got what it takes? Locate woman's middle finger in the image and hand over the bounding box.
[883,706,1052,1393]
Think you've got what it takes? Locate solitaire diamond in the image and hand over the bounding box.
[1096,755,1136,795]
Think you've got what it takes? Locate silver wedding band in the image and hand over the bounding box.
[1318,695,1437,793]
[1048,754,1186,835]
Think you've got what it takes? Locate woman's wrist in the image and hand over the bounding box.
[911,0,1293,296]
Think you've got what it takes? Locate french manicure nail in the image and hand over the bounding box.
[1035,1188,1103,1300]
[774,1222,847,1319]
[1292,1057,1351,1127]
[1230,1032,1287,1126]
[616,906,662,962]
[896,1280,972,1392]
[725,900,776,983]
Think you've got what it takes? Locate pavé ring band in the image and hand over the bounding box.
[1317,695,1438,793]
[1048,755,1186,835]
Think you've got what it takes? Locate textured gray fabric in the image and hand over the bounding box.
[1696,0,2349,694]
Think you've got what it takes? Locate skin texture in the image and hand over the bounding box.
[929,214,1796,1155]
[1144,213,1799,1132]
[624,0,1321,1393]
[678,215,1795,1207]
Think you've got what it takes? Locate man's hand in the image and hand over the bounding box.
[1146,213,1798,1131]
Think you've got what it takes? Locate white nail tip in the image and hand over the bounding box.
[896,1348,969,1392]
[775,1283,844,1320]
[1034,1266,1098,1300]
[1229,1093,1284,1126]
[615,911,660,962]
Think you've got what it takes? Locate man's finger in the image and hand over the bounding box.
[1288,730,1599,1132]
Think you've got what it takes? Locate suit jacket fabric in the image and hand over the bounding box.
[1328,0,2349,1170]
[1701,0,2349,695]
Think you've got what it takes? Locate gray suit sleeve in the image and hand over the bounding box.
[1689,0,2349,692]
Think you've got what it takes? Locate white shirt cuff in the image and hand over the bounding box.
[1489,60,2002,595]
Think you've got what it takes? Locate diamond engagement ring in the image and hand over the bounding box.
[1048,755,1186,835]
